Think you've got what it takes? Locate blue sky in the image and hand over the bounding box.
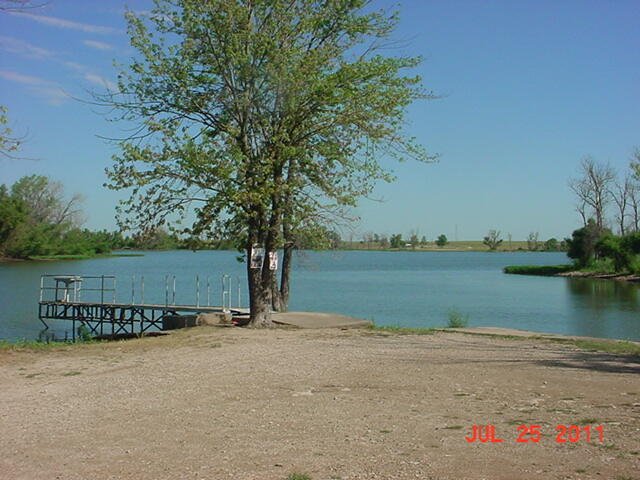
[1,0,638,241]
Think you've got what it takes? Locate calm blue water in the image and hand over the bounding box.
[0,250,638,341]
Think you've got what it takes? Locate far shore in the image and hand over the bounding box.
[0,252,144,263]
[0,245,565,263]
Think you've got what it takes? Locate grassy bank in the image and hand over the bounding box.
[366,324,438,335]
[503,264,574,276]
[3,324,638,357]
[0,339,98,351]
[562,338,640,355]
[28,252,144,261]
[433,329,640,356]
[367,321,639,355]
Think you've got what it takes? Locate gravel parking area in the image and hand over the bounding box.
[0,327,638,480]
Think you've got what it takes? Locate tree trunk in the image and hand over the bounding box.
[247,246,272,327]
[278,243,293,311]
[270,267,285,312]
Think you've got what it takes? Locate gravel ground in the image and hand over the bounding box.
[0,327,638,480]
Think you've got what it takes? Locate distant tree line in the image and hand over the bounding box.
[352,232,429,249]
[481,229,566,252]
[1,175,342,258]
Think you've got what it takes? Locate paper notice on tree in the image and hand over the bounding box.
[269,251,278,270]
[250,248,264,269]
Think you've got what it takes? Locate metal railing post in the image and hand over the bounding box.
[141,276,145,305]
[196,275,200,307]
[172,276,176,305]
[206,276,211,307]
[131,275,135,305]
[165,275,169,307]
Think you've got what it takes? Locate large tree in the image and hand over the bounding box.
[609,173,633,235]
[0,175,85,257]
[101,0,433,326]
[569,157,615,230]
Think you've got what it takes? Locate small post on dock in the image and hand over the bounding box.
[172,276,176,305]
[196,275,200,307]
[165,275,169,307]
[206,276,211,306]
[221,274,230,313]
[141,276,145,304]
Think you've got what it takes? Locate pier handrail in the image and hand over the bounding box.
[40,273,243,309]
[40,275,117,304]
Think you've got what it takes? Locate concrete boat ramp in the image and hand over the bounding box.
[271,311,372,329]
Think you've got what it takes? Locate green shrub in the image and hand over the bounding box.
[595,233,631,272]
[566,220,607,268]
[77,325,93,342]
[583,257,615,273]
[447,309,469,328]
[287,474,312,480]
[628,255,640,275]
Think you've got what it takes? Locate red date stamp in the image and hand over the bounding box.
[465,424,604,443]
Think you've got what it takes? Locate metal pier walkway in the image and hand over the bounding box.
[38,274,246,340]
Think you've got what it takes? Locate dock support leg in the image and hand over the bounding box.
[38,304,49,330]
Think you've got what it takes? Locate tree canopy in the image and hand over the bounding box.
[101,0,434,325]
[0,175,114,258]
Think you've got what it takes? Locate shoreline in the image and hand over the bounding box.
[504,264,640,282]
[556,270,640,281]
[3,323,639,355]
[0,252,144,263]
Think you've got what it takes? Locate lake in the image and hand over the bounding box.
[0,250,638,342]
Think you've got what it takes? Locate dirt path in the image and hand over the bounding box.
[0,327,638,480]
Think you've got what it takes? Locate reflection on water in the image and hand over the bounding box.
[567,278,640,308]
[565,278,640,340]
[37,329,71,343]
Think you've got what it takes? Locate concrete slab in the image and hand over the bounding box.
[271,311,372,329]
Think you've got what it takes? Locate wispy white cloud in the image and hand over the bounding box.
[0,70,69,105]
[30,86,69,106]
[83,40,113,51]
[0,37,94,78]
[0,36,55,59]
[0,69,48,85]
[84,73,117,91]
[62,61,87,72]
[9,11,115,34]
